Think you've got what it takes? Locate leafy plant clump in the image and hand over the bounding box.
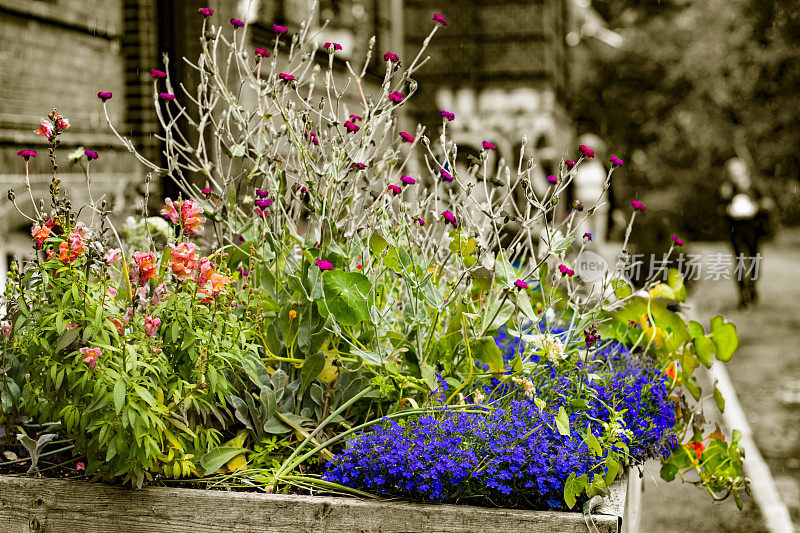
[1,5,746,509]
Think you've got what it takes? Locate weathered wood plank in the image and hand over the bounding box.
[0,475,619,533]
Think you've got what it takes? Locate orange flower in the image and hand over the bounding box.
[198,272,232,304]
[289,310,297,319]
[30,222,51,248]
[132,251,159,285]
[168,242,198,280]
[689,441,705,460]
[161,198,206,236]
[55,231,86,263]
[664,362,677,381]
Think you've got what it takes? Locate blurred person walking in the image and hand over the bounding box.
[720,157,774,309]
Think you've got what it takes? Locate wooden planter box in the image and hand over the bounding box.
[0,472,641,532]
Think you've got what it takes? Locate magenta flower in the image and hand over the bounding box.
[412,216,425,227]
[16,149,37,160]
[388,91,405,103]
[255,47,270,59]
[255,189,269,198]
[387,184,402,195]
[383,51,400,62]
[482,141,496,150]
[400,131,415,143]
[584,327,601,348]
[441,210,457,228]
[572,200,583,212]
[353,162,366,170]
[400,175,416,185]
[202,188,212,195]
[344,120,359,133]
[583,232,592,242]
[197,8,214,17]
[546,174,558,184]
[84,149,99,160]
[316,259,334,271]
[255,208,267,218]
[255,199,272,209]
[97,91,113,102]
[440,110,455,121]
[630,199,647,212]
[566,160,576,169]
[272,24,288,34]
[610,154,624,167]
[349,114,362,122]
[433,13,448,26]
[230,18,244,29]
[79,347,102,370]
[440,169,453,182]
[279,72,295,81]
[159,92,176,101]
[579,144,595,158]
[514,279,528,290]
[558,264,575,277]
[324,41,342,52]
[304,131,319,145]
[671,235,686,247]
[150,69,166,79]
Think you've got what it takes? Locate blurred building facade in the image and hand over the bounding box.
[0,0,573,277]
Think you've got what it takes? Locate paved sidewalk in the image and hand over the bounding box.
[640,232,800,531]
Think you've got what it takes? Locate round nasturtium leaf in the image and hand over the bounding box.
[321,270,372,326]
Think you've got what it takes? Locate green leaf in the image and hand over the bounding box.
[515,290,537,322]
[260,387,277,420]
[564,472,578,509]
[585,432,602,456]
[687,320,705,339]
[263,416,291,434]
[612,278,633,299]
[468,337,504,373]
[483,299,514,332]
[667,268,687,302]
[660,462,678,482]
[321,271,372,326]
[368,233,389,255]
[555,406,570,436]
[113,380,126,415]
[494,250,516,287]
[54,329,80,352]
[693,336,716,367]
[351,347,384,366]
[713,385,726,412]
[300,352,326,393]
[710,316,739,362]
[200,447,247,475]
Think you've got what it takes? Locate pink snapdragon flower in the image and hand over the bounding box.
[144,316,161,337]
[104,248,121,264]
[2,321,11,339]
[79,347,102,369]
[168,242,198,280]
[161,198,206,235]
[35,120,54,140]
